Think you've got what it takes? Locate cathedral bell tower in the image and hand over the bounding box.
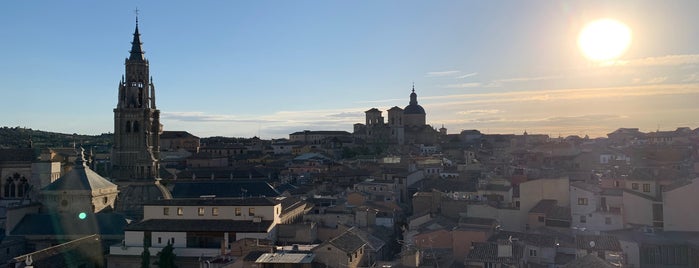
[111,18,161,181]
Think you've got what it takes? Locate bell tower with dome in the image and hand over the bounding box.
[403,85,426,127]
[111,17,161,181]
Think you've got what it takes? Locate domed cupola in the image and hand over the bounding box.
[403,84,427,127]
[404,87,426,115]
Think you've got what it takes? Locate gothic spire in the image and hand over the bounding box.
[129,16,145,62]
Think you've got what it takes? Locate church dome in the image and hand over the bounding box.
[404,89,426,115]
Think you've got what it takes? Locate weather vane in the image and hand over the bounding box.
[134,7,139,24]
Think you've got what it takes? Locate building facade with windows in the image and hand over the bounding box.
[109,197,284,267]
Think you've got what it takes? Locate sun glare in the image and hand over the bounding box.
[578,19,632,61]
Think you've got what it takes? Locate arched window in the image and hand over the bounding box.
[17,177,28,197]
[125,121,131,133]
[4,177,13,197]
[133,121,140,132]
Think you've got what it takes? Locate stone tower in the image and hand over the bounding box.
[112,19,161,181]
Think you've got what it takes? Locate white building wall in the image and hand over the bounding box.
[151,232,186,248]
[143,204,281,223]
[663,179,699,232]
[622,192,654,227]
[570,185,597,229]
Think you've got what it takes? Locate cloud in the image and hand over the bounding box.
[444,81,505,88]
[162,112,279,123]
[426,83,699,108]
[457,109,501,116]
[327,112,364,118]
[425,70,461,77]
[456,72,478,79]
[611,54,699,67]
[444,82,483,88]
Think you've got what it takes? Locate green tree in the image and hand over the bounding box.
[141,236,151,268]
[155,241,177,268]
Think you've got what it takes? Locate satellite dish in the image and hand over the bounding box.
[589,241,596,248]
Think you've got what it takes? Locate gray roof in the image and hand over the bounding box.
[327,229,367,253]
[11,213,127,236]
[255,253,314,264]
[126,219,274,232]
[171,180,280,198]
[564,254,616,268]
[143,197,278,207]
[466,242,523,264]
[347,227,385,251]
[575,234,622,251]
[529,199,557,214]
[42,153,116,192]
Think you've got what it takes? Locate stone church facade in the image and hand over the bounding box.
[354,86,439,146]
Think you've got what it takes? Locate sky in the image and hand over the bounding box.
[1,1,699,139]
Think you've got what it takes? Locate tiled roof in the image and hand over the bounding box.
[160,131,199,139]
[175,168,267,180]
[11,213,127,236]
[529,199,557,214]
[328,229,366,253]
[143,196,277,206]
[0,148,36,163]
[42,162,116,192]
[255,252,315,264]
[488,231,557,248]
[171,180,280,198]
[547,206,571,221]
[347,227,385,251]
[289,131,351,136]
[465,242,522,264]
[458,217,497,228]
[575,234,621,251]
[564,254,616,268]
[484,184,511,192]
[126,219,274,232]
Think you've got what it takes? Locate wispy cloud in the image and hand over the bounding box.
[456,72,478,79]
[425,70,461,77]
[327,112,364,118]
[611,54,699,67]
[457,109,501,115]
[444,82,484,88]
[162,112,280,123]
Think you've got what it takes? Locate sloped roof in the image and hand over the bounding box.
[11,213,127,236]
[42,152,116,192]
[347,227,385,251]
[466,242,523,264]
[575,234,621,251]
[0,148,37,163]
[530,199,557,214]
[171,180,280,198]
[564,254,616,268]
[160,131,199,139]
[126,219,274,232]
[327,229,367,253]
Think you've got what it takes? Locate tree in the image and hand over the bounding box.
[155,241,177,268]
[141,236,151,268]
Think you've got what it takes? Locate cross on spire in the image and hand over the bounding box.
[134,8,139,26]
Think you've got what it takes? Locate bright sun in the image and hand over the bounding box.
[578,19,632,61]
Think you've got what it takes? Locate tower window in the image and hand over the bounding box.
[125,121,131,133]
[133,121,140,132]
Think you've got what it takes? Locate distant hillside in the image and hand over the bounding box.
[0,126,112,152]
